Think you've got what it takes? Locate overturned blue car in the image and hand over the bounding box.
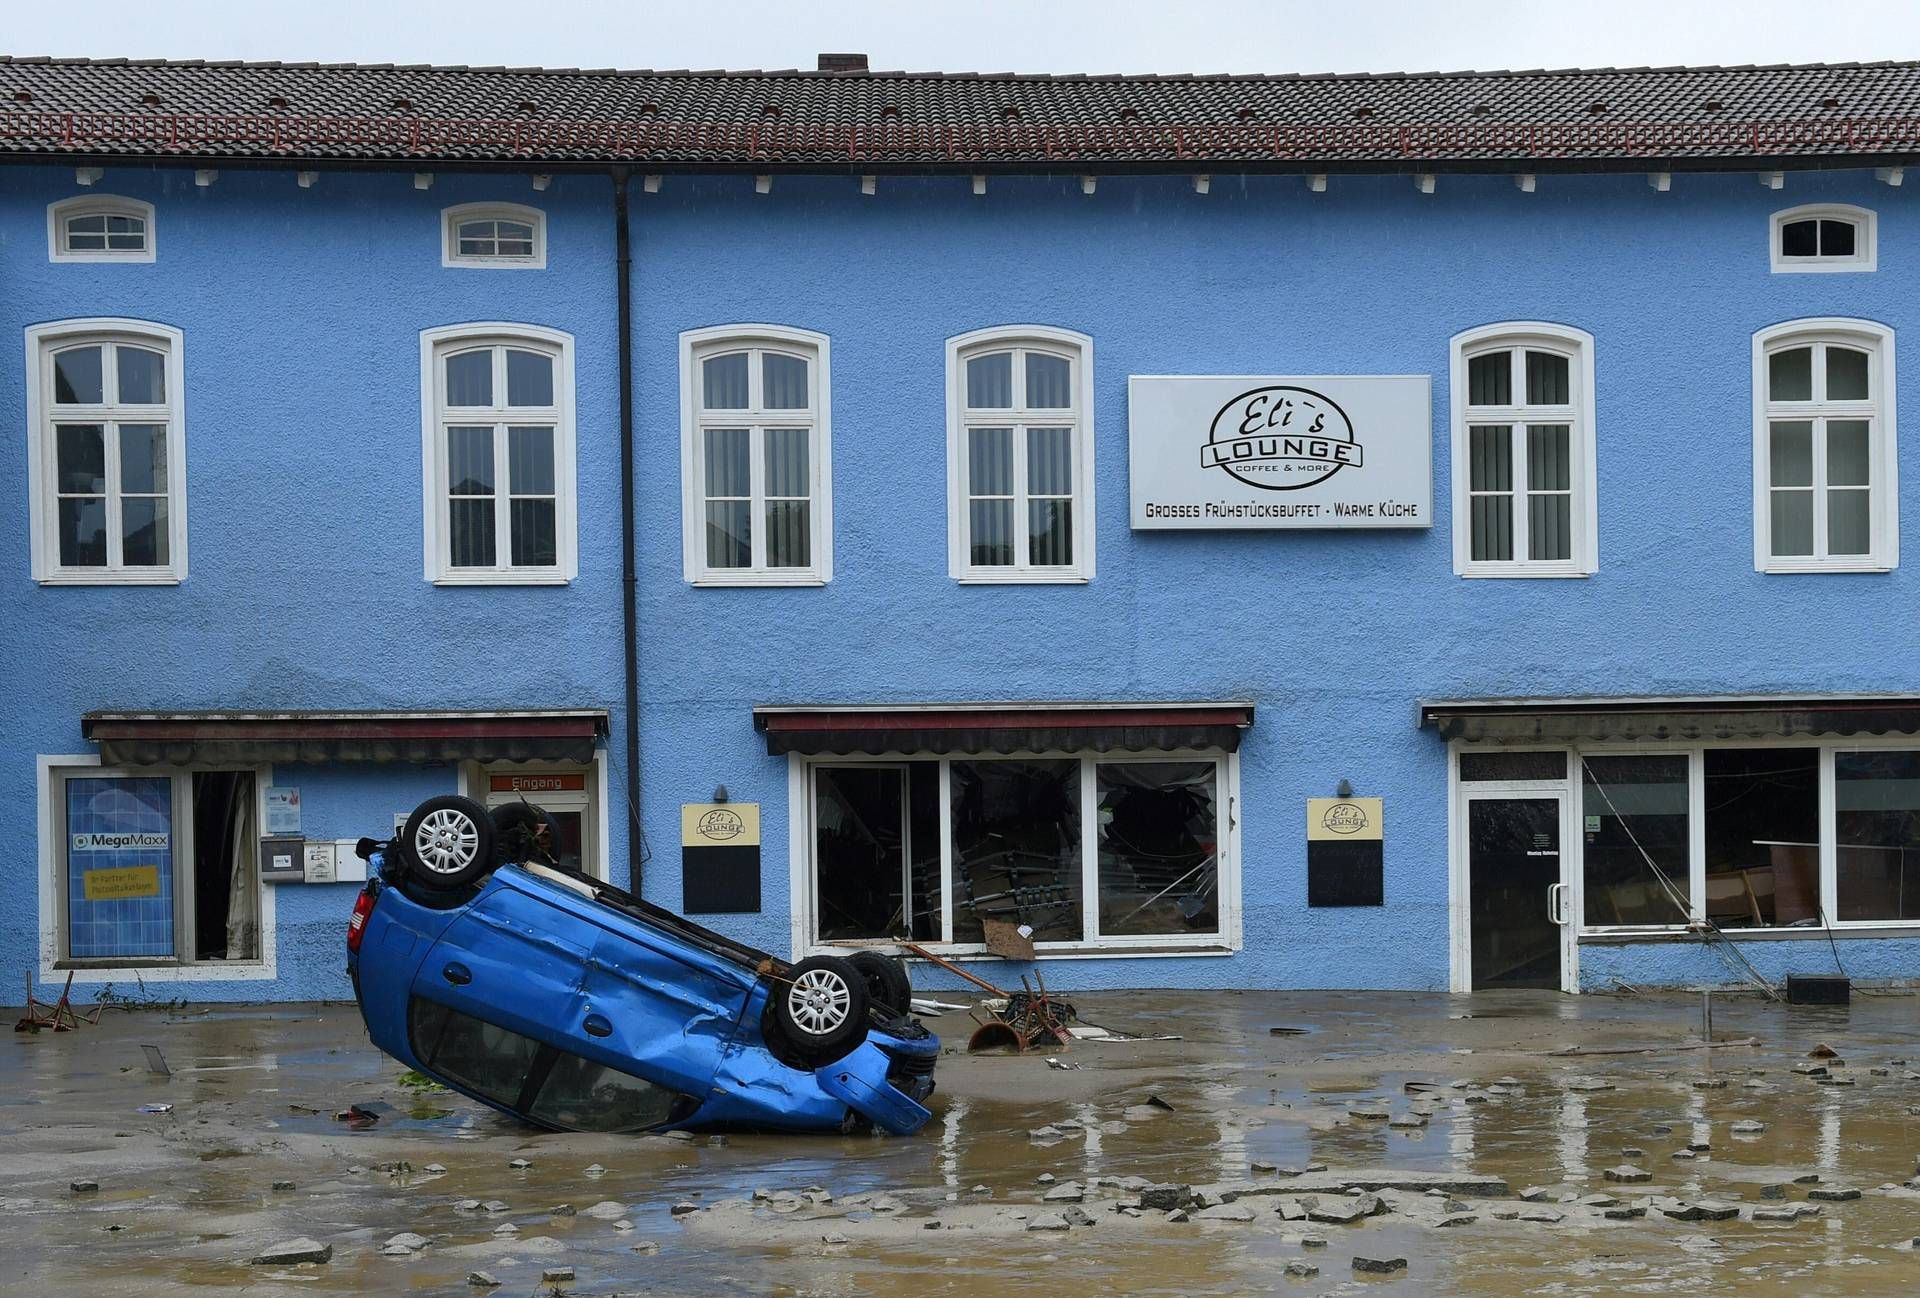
[347,795,938,1136]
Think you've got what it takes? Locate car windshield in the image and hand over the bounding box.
[408,997,688,1130]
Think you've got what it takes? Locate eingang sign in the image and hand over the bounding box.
[1128,375,1432,529]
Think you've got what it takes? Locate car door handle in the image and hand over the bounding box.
[442,962,472,986]
[583,1013,612,1038]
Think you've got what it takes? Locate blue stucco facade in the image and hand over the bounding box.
[5,159,1918,1001]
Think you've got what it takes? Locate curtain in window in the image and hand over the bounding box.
[762,353,808,409]
[763,427,811,568]
[1526,424,1572,561]
[1469,425,1513,562]
[225,778,260,960]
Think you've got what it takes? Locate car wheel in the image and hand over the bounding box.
[848,951,912,1016]
[397,795,498,903]
[773,956,870,1066]
[491,800,562,865]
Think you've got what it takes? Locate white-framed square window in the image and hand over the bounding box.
[1770,204,1876,274]
[441,202,547,269]
[419,324,578,584]
[1448,322,1598,578]
[1751,318,1897,573]
[24,319,188,584]
[946,326,1096,583]
[678,325,832,586]
[47,195,156,263]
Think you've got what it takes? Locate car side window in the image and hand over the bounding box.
[408,998,541,1107]
[526,1050,689,1132]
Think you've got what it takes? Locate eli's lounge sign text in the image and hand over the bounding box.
[1128,375,1432,529]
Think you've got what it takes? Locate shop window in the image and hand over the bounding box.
[48,195,156,263]
[1459,750,1565,782]
[1449,323,1597,577]
[1752,319,1896,572]
[678,326,832,585]
[441,202,546,269]
[1579,755,1689,926]
[51,767,262,966]
[421,324,577,583]
[1703,748,1820,928]
[1770,204,1875,273]
[1834,750,1920,922]
[26,320,187,584]
[806,753,1232,953]
[946,326,1095,582]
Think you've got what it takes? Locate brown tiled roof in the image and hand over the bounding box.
[2,55,1919,171]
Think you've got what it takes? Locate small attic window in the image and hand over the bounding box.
[1352,105,1376,119]
[139,92,162,107]
[638,102,659,116]
[1002,105,1022,120]
[12,89,32,103]
[760,103,782,119]
[1587,101,1609,115]
[1820,96,1841,109]
[517,99,538,113]
[48,194,156,263]
[1235,107,1256,121]
[882,103,900,118]
[1118,106,1141,121]
[1703,98,1725,113]
[1771,203,1876,273]
[265,94,289,109]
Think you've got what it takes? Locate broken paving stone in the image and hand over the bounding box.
[1519,1187,1551,1202]
[1026,1213,1072,1232]
[1029,1127,1065,1142]
[1436,1214,1477,1228]
[1300,1234,1329,1248]
[1791,1173,1822,1185]
[584,1201,627,1221]
[483,1201,510,1214]
[1651,1124,1674,1135]
[467,1272,500,1288]
[1196,1203,1256,1223]
[1307,1199,1371,1225]
[1140,1185,1189,1212]
[1751,1208,1803,1223]
[1276,1200,1307,1221]
[1562,1077,1613,1092]
[1043,1182,1085,1203]
[1760,1184,1787,1200]
[870,1195,906,1213]
[380,1245,413,1258]
[1284,1261,1320,1278]
[613,1221,634,1232]
[1692,1079,1729,1090]
[550,1205,576,1217]
[821,1232,850,1245]
[584,1164,606,1177]
[1662,1202,1739,1222]
[1605,1166,1652,1184]
[1686,1140,1712,1152]
[1353,1256,1409,1275]
[1808,1043,1839,1059]
[1807,1187,1862,1201]
[1036,1172,1056,1184]
[423,1164,446,1175]
[1818,1077,1857,1087]
[1579,1194,1619,1208]
[1519,1209,1565,1224]
[1165,1208,1191,1223]
[630,1242,660,1255]
[385,1233,430,1252]
[251,1238,333,1266]
[70,1181,99,1194]
[1621,1147,1645,1158]
[1604,1205,1648,1220]
[971,1185,990,1195]
[271,1181,295,1193]
[1672,1151,1697,1161]
[669,1202,699,1217]
[508,1159,532,1170]
[1389,1113,1430,1129]
[1062,1207,1096,1227]
[542,1266,575,1283]
[1349,1105,1391,1121]
[492,1224,519,1236]
[455,1200,482,1211]
[1251,1161,1279,1174]
[1731,1120,1767,1135]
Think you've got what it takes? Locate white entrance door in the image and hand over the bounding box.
[1460,789,1577,992]
[481,766,599,878]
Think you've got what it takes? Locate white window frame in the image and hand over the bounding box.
[1448,322,1598,578]
[1750,318,1897,574]
[36,754,278,983]
[788,748,1240,959]
[47,194,156,264]
[945,325,1096,584]
[440,202,547,270]
[1770,203,1876,274]
[24,318,188,585]
[678,324,833,586]
[419,323,579,585]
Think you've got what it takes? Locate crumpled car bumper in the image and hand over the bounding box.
[816,1041,935,1136]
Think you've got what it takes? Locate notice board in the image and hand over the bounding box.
[680,802,761,914]
[1306,797,1384,906]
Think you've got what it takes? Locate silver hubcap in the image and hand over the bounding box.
[788,968,851,1037]
[415,808,479,876]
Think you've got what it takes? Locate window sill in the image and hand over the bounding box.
[954,573,1092,586]
[1770,262,1876,275]
[1456,566,1593,580]
[1759,562,1894,575]
[690,573,829,588]
[38,571,184,586]
[50,959,276,982]
[442,259,547,271]
[818,939,1234,959]
[432,573,573,587]
[1581,923,1920,944]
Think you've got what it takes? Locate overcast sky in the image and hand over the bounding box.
[3,0,1915,76]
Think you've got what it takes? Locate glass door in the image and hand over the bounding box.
[1466,794,1570,990]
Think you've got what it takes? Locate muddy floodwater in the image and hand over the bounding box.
[5,989,1920,1296]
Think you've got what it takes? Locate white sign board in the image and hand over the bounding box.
[264,786,302,835]
[1128,375,1433,529]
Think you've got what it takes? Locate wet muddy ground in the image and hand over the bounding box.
[4,989,1919,1296]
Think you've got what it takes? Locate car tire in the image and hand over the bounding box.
[848,951,912,1017]
[491,800,562,865]
[772,955,870,1066]
[397,795,498,903]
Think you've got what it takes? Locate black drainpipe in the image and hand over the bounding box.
[613,167,643,892]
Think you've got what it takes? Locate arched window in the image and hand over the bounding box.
[420,324,577,581]
[26,319,186,581]
[1448,322,1598,577]
[945,326,1095,581]
[678,326,831,584]
[441,203,547,269]
[1771,204,1875,274]
[1752,318,1897,571]
[47,195,156,263]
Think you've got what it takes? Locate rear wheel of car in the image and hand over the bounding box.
[772,956,870,1066]
[397,795,498,904]
[848,951,912,1017]
[491,800,562,865]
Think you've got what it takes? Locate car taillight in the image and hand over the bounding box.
[347,889,377,954]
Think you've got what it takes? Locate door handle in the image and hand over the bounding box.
[583,1012,612,1038]
[442,962,472,986]
[1546,883,1569,925]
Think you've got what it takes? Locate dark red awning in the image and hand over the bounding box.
[81,710,608,766]
[752,702,1254,756]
